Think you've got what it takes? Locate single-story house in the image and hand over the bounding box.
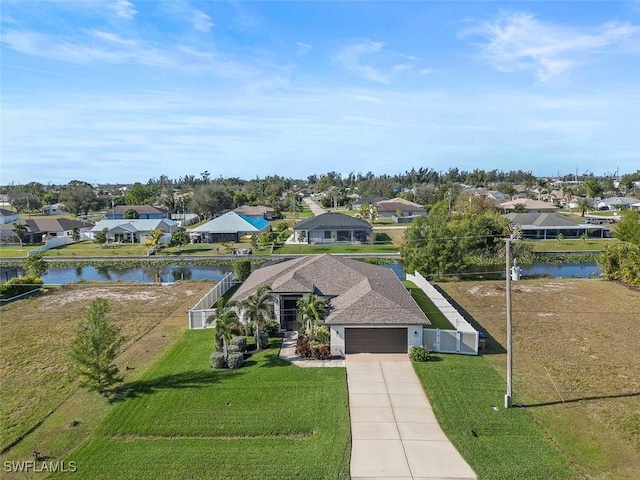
[0,218,93,245]
[352,195,388,210]
[188,212,270,243]
[0,208,20,225]
[106,205,170,219]
[232,205,277,220]
[504,212,610,239]
[230,254,431,356]
[293,212,372,244]
[632,202,640,212]
[596,197,639,211]
[42,203,67,215]
[90,219,179,243]
[375,198,426,222]
[0,266,19,282]
[499,198,559,213]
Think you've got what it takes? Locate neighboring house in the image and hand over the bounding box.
[0,208,20,225]
[91,219,179,243]
[106,205,170,219]
[597,197,639,211]
[42,203,67,215]
[231,254,430,356]
[293,212,372,244]
[0,266,19,282]
[0,218,93,245]
[232,205,277,220]
[25,218,94,240]
[0,194,10,207]
[188,212,270,243]
[486,190,508,201]
[352,195,388,210]
[375,198,426,223]
[499,198,559,213]
[631,202,640,212]
[504,212,610,239]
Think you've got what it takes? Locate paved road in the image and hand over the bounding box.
[303,197,327,215]
[347,354,476,480]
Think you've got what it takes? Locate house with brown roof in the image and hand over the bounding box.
[375,198,426,223]
[499,198,559,213]
[231,254,430,356]
[232,205,277,220]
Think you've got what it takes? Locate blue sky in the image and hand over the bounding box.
[1,1,639,185]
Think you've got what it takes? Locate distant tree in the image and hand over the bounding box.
[124,183,158,205]
[59,180,100,215]
[123,208,139,219]
[94,228,108,244]
[614,211,640,245]
[189,184,234,217]
[23,253,48,277]
[512,203,528,213]
[70,298,124,396]
[71,227,81,242]
[584,180,603,199]
[170,231,190,248]
[240,284,273,351]
[576,198,590,217]
[13,222,29,249]
[234,260,252,282]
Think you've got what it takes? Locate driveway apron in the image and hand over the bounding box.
[347,354,476,480]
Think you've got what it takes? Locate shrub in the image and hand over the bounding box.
[295,338,310,357]
[210,352,226,369]
[263,320,280,336]
[0,276,44,299]
[258,331,269,349]
[314,325,330,344]
[309,341,331,360]
[234,260,252,282]
[298,326,309,340]
[227,353,245,369]
[230,335,247,351]
[227,345,240,354]
[409,345,430,362]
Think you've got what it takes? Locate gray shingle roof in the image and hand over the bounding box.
[293,212,372,231]
[504,212,581,227]
[231,254,430,326]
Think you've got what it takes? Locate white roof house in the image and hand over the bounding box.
[90,219,179,243]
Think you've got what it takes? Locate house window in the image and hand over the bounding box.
[337,230,350,241]
[324,231,332,239]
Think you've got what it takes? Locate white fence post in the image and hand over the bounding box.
[187,272,236,329]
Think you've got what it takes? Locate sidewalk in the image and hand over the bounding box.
[347,354,476,480]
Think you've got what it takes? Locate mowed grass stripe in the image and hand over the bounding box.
[58,332,350,479]
[413,355,577,480]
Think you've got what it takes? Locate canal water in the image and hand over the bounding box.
[38,261,601,285]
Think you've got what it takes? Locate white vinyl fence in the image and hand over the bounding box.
[188,273,236,329]
[407,271,480,355]
[27,233,91,257]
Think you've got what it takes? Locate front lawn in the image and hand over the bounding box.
[273,243,399,255]
[413,355,576,480]
[58,332,351,480]
[530,238,619,252]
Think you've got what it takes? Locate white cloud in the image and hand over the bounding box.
[109,0,137,19]
[192,10,215,32]
[461,11,638,82]
[335,39,428,83]
[296,42,312,56]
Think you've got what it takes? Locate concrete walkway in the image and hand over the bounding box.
[347,354,476,480]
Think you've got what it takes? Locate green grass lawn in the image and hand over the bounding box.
[413,355,577,480]
[273,243,399,255]
[403,281,453,329]
[530,238,619,252]
[56,333,350,480]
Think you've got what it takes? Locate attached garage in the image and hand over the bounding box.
[345,327,408,354]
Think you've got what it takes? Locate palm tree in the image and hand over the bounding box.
[240,284,273,351]
[13,222,29,250]
[206,297,239,360]
[296,294,328,342]
[144,229,164,253]
[576,197,590,217]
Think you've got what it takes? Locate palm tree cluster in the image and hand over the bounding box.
[206,284,275,366]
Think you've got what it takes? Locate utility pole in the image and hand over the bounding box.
[505,237,513,408]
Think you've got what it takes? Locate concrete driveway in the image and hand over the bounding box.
[347,354,476,480]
